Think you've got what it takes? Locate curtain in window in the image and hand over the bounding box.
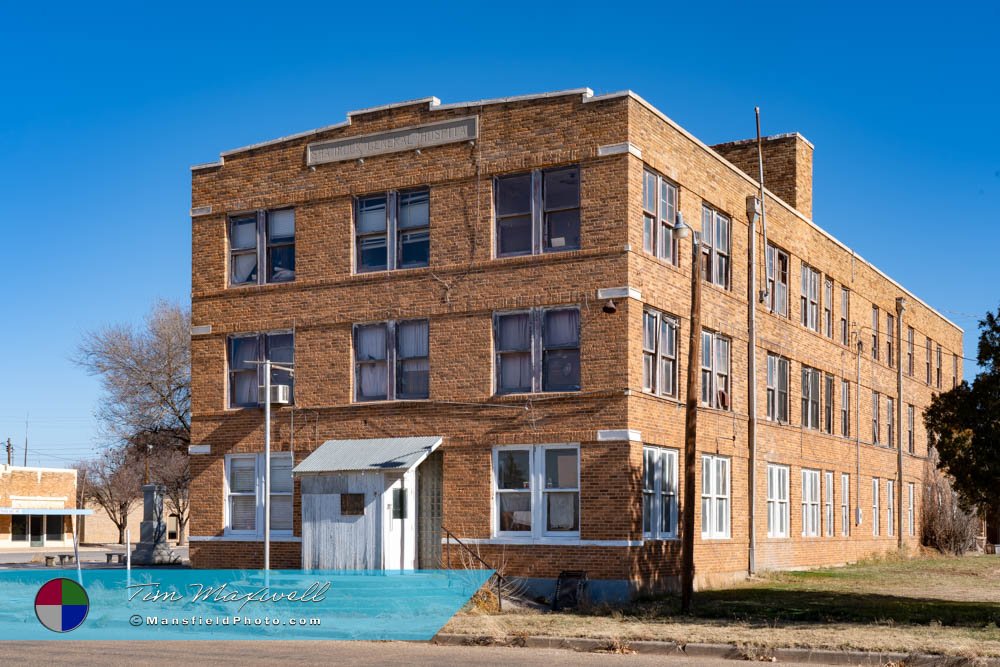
[230,337,260,406]
[356,325,388,399]
[497,314,531,392]
[397,320,429,398]
[229,458,256,532]
[543,309,580,391]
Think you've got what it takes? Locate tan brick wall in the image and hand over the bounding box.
[188,91,962,593]
[0,465,78,543]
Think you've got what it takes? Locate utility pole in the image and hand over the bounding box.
[5,438,12,466]
[264,359,272,573]
[895,297,906,550]
[681,229,702,614]
[23,413,28,466]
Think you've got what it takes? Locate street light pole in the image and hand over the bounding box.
[681,229,702,614]
[264,359,271,573]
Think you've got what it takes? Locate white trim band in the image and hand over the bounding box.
[597,287,641,301]
[597,429,642,442]
[597,142,642,159]
[443,537,643,547]
[188,445,211,455]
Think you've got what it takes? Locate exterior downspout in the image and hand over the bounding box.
[747,108,766,577]
[855,337,863,528]
[896,297,906,550]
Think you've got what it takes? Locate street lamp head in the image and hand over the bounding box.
[672,212,691,240]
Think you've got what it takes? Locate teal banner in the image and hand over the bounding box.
[0,569,492,640]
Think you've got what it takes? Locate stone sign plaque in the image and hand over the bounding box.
[306,116,478,165]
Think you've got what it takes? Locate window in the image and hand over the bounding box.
[907,404,915,453]
[887,397,895,448]
[356,189,430,273]
[227,332,294,408]
[766,464,789,538]
[936,345,942,388]
[229,208,296,286]
[801,366,821,429]
[872,392,880,444]
[824,471,834,537]
[841,473,851,536]
[225,452,293,536]
[643,447,679,539]
[887,479,895,537]
[643,309,679,398]
[907,326,914,376]
[871,306,880,360]
[701,331,731,409]
[701,455,731,539]
[642,169,679,264]
[766,354,789,423]
[493,445,579,537]
[46,515,65,542]
[887,313,895,368]
[824,374,834,434]
[495,307,581,394]
[495,167,580,257]
[801,469,821,537]
[824,279,833,337]
[840,287,850,345]
[800,264,820,331]
[952,354,958,388]
[354,320,430,401]
[701,205,731,289]
[340,493,365,516]
[926,337,932,385]
[908,482,915,536]
[766,244,789,316]
[840,380,850,437]
[872,478,880,536]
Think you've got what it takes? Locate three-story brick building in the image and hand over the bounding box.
[188,88,962,599]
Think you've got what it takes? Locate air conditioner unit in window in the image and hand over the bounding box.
[258,384,291,406]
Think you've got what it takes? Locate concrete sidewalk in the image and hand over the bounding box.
[0,545,189,567]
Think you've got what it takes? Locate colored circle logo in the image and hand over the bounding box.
[34,578,89,633]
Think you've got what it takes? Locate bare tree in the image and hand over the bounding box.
[922,447,978,555]
[75,300,191,447]
[79,447,143,544]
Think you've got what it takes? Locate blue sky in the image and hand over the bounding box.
[1,2,997,467]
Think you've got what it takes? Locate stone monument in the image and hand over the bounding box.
[131,483,175,565]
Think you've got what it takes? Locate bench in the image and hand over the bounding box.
[106,553,126,564]
[58,554,75,566]
[44,555,56,567]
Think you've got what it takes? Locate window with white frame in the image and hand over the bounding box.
[227,332,294,408]
[840,287,850,345]
[936,344,942,388]
[701,455,730,539]
[495,307,580,394]
[800,264,820,331]
[887,479,895,536]
[766,353,789,423]
[766,464,789,538]
[642,309,679,398]
[872,305,880,360]
[907,326,915,376]
[229,208,295,286]
[887,313,895,368]
[701,331,731,409]
[824,471,834,537]
[493,445,579,538]
[908,482,915,536]
[643,447,679,539]
[801,469,820,537]
[801,366,821,429]
[841,379,850,437]
[642,169,679,264]
[824,374,834,434]
[354,320,429,402]
[952,353,958,388]
[872,477,880,536]
[872,391,881,445]
[495,166,580,257]
[356,189,430,273]
[907,404,915,453]
[887,397,895,448]
[701,205,730,289]
[824,278,833,338]
[766,244,789,316]
[225,452,293,536]
[841,472,851,536]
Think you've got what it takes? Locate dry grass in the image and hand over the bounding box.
[444,553,1000,658]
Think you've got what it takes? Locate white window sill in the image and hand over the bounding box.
[446,536,642,547]
[192,534,300,543]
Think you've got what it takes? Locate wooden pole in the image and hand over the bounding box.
[681,232,702,613]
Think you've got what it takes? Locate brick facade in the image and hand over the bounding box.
[188,89,962,595]
[0,464,78,545]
